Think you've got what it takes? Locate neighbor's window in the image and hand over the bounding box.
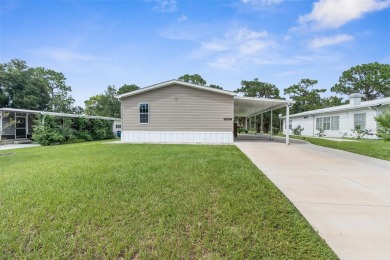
[139,103,149,124]
[316,116,339,130]
[331,116,339,130]
[354,113,366,130]
[289,120,292,130]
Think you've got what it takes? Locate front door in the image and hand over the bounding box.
[15,116,26,139]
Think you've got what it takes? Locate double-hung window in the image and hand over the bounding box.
[139,103,149,124]
[316,116,339,130]
[354,113,366,130]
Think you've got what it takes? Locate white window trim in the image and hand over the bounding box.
[316,116,340,131]
[138,102,150,124]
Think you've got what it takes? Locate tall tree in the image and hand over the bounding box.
[321,96,345,108]
[85,85,120,118]
[236,78,280,98]
[85,84,140,118]
[235,78,282,133]
[0,59,75,112]
[178,74,207,86]
[118,84,140,95]
[331,62,390,100]
[33,67,74,112]
[284,79,326,113]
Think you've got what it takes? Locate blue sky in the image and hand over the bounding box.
[1,0,390,107]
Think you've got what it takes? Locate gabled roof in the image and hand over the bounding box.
[117,79,237,99]
[286,97,390,118]
[0,108,120,121]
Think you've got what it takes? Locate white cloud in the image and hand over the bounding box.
[308,34,354,48]
[153,0,177,13]
[195,28,276,69]
[241,0,283,6]
[177,14,188,22]
[296,0,390,30]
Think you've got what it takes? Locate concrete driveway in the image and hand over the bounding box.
[235,140,390,260]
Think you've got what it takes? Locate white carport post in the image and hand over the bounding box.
[270,110,273,141]
[245,117,248,130]
[286,104,290,145]
[260,114,263,134]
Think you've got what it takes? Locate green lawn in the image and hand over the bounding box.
[304,137,390,161]
[0,141,336,259]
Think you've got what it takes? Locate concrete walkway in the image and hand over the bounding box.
[235,140,390,260]
[0,143,40,150]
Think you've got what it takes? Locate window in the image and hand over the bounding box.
[316,116,339,130]
[116,124,121,129]
[354,113,366,130]
[331,116,339,130]
[139,103,149,124]
[289,120,292,130]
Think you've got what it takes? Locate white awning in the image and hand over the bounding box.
[234,96,293,117]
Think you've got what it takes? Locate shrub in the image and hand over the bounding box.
[375,108,390,142]
[292,125,304,136]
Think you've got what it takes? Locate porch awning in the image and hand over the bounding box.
[234,96,293,117]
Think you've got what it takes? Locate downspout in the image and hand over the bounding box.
[286,105,290,145]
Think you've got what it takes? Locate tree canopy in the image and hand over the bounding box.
[84,84,139,118]
[284,79,326,114]
[331,62,390,100]
[118,84,140,95]
[236,78,280,98]
[0,59,74,112]
[178,74,207,86]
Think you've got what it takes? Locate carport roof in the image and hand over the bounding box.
[234,96,293,117]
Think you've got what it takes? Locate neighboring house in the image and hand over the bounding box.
[0,108,121,143]
[118,80,293,144]
[282,94,390,138]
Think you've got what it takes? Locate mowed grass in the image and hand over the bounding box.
[305,137,390,161]
[0,141,336,259]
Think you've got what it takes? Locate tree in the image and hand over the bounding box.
[85,86,119,118]
[0,59,75,112]
[85,84,140,118]
[209,84,223,89]
[331,62,390,100]
[178,74,207,86]
[33,67,75,113]
[321,96,345,108]
[375,108,390,141]
[118,84,140,95]
[235,78,282,133]
[236,78,280,98]
[284,79,326,113]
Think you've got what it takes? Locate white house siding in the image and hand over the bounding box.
[120,84,234,144]
[284,106,388,138]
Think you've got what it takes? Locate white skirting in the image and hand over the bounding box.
[121,131,233,144]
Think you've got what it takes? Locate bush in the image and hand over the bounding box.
[375,108,390,142]
[292,125,304,136]
[32,115,114,145]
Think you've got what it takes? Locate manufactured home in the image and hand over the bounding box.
[118,80,293,144]
[282,94,390,138]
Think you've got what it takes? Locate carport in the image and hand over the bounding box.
[233,96,294,144]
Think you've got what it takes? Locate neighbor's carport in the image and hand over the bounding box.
[233,96,294,144]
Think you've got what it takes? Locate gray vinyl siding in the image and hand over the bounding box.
[121,84,234,132]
